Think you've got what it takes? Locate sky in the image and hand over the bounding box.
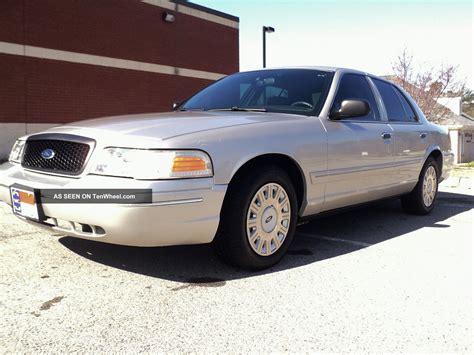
[195,0,473,88]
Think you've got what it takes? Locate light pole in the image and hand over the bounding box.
[262,26,275,68]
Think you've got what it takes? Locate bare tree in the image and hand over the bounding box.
[392,49,413,90]
[462,89,474,103]
[389,49,465,123]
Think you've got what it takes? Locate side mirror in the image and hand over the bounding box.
[329,99,370,120]
[172,101,181,111]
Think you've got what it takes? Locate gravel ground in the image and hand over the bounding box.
[0,170,472,353]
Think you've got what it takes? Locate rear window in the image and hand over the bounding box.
[372,79,405,122]
[394,88,417,122]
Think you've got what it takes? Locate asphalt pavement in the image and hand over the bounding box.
[0,170,472,352]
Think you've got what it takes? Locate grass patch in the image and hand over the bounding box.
[462,161,474,168]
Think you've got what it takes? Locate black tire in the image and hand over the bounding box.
[401,157,440,215]
[214,166,298,270]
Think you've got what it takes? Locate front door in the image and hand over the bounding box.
[319,73,395,211]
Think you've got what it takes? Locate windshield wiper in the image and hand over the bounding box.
[178,108,206,112]
[208,106,267,112]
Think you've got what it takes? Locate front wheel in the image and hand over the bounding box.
[401,157,439,215]
[214,167,298,270]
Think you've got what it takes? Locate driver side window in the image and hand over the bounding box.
[332,74,380,121]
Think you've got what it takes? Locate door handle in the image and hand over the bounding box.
[381,132,392,140]
[420,132,427,139]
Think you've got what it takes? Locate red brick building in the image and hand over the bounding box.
[0,0,239,157]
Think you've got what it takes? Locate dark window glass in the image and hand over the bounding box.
[240,83,251,99]
[331,74,380,121]
[373,79,407,122]
[256,86,289,105]
[394,88,417,122]
[182,69,334,116]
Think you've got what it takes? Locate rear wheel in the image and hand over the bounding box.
[401,157,439,215]
[214,166,298,270]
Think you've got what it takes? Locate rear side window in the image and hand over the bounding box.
[394,88,417,122]
[373,79,417,122]
[331,74,380,121]
[372,79,406,122]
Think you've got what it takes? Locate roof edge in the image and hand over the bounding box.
[171,1,239,22]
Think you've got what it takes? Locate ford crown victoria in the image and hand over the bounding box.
[0,67,453,269]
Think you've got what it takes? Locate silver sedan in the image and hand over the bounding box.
[0,67,454,269]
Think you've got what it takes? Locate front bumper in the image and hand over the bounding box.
[0,162,227,247]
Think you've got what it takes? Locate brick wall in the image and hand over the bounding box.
[0,55,215,124]
[0,0,239,125]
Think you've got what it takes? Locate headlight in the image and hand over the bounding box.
[91,148,213,179]
[9,140,26,163]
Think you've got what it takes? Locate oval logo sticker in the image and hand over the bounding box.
[41,148,55,160]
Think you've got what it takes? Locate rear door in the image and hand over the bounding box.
[371,78,428,186]
[320,73,395,211]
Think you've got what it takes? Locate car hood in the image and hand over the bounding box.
[38,111,306,147]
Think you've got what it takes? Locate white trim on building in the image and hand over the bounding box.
[0,41,226,81]
[141,0,239,28]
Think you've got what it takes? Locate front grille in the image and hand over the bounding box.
[22,136,93,175]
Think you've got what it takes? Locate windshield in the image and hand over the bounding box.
[181,69,334,116]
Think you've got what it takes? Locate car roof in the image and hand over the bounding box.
[240,66,403,89]
[242,66,377,77]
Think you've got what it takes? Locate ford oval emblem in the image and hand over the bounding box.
[41,148,55,160]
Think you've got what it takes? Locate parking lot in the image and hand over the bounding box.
[0,170,472,353]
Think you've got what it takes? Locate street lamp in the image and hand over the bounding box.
[262,26,275,68]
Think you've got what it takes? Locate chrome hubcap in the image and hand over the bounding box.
[246,183,291,256]
[422,166,437,207]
